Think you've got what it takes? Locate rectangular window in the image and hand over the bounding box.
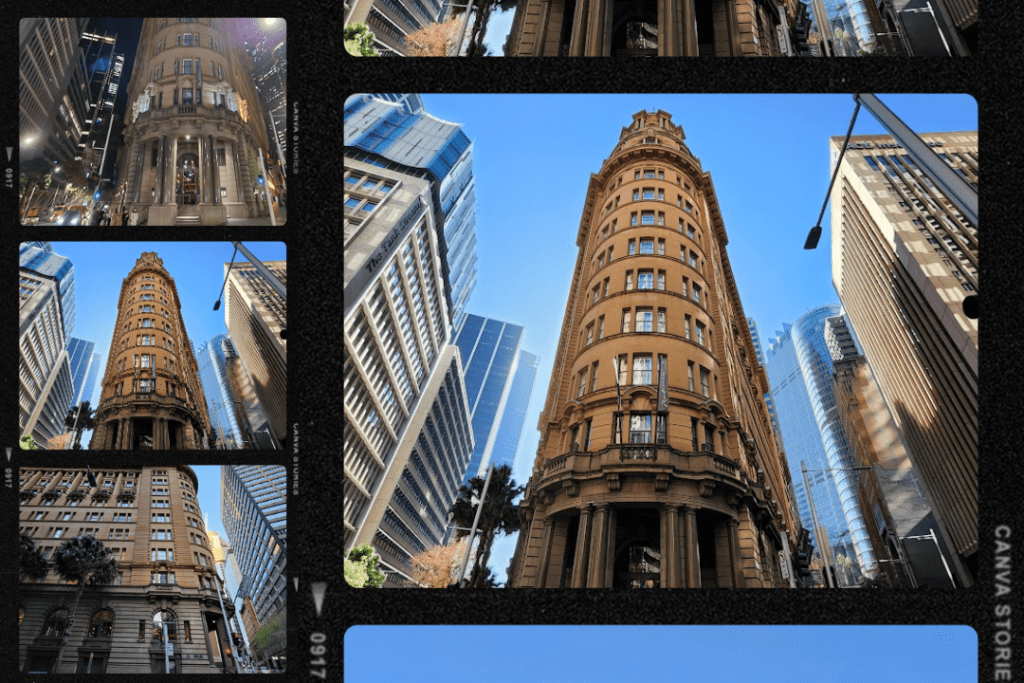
[705,424,716,451]
[584,419,593,451]
[628,239,636,255]
[183,33,192,46]
[644,170,655,178]
[633,189,640,201]
[635,308,653,332]
[578,369,588,397]
[608,245,614,261]
[658,189,664,201]
[690,251,698,268]
[687,225,696,240]
[217,148,226,166]
[603,278,610,297]
[591,363,599,392]
[692,284,702,304]
[641,211,655,225]
[657,238,665,255]
[639,238,654,254]
[688,361,695,392]
[622,309,631,334]
[598,316,605,339]
[633,354,652,385]
[140,620,146,639]
[696,322,705,347]
[630,413,652,443]
[684,315,692,340]
[642,188,655,200]
[593,286,600,304]
[865,156,880,171]
[657,309,666,333]
[625,271,634,291]
[637,270,653,290]
[598,254,605,269]
[586,324,594,346]
[700,367,710,397]
[630,212,638,226]
[685,201,693,214]
[657,271,665,290]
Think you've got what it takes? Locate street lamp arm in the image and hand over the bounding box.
[806,98,862,249]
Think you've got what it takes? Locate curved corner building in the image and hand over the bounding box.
[119,18,272,225]
[764,305,877,586]
[507,111,800,588]
[89,252,211,450]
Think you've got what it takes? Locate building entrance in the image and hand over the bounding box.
[612,0,659,55]
[613,507,661,587]
[178,154,199,205]
[133,418,154,450]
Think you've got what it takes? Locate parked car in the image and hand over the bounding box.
[57,205,89,225]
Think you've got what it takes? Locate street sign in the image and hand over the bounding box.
[165,640,174,657]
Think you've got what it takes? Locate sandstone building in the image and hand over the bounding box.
[89,252,211,450]
[507,110,801,588]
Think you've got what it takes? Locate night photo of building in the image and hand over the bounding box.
[19,18,286,227]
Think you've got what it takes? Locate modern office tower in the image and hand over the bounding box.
[19,272,75,449]
[206,531,255,668]
[453,315,539,481]
[78,30,123,194]
[219,467,286,636]
[826,315,954,587]
[20,242,77,338]
[764,305,877,587]
[19,19,92,185]
[805,0,886,55]
[489,351,540,472]
[344,0,447,56]
[17,466,235,674]
[197,334,267,450]
[117,18,272,224]
[507,111,800,588]
[67,337,102,407]
[223,259,287,448]
[829,130,977,585]
[345,94,478,333]
[89,252,211,450]
[246,38,287,174]
[503,0,798,56]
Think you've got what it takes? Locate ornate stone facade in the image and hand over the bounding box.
[507,111,801,588]
[89,252,210,450]
[117,18,273,225]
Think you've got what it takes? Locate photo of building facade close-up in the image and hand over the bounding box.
[17,465,286,673]
[19,241,287,451]
[343,0,976,57]
[343,94,977,590]
[19,18,286,226]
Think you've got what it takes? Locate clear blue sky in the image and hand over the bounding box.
[45,241,285,445]
[416,94,976,582]
[346,626,977,682]
[192,465,227,540]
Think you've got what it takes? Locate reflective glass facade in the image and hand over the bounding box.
[765,305,877,586]
[489,351,540,473]
[67,337,101,408]
[454,315,532,481]
[808,0,879,55]
[19,242,76,339]
[220,466,286,625]
[198,334,244,449]
[344,95,478,331]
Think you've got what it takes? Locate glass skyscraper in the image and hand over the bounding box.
[454,315,539,481]
[67,337,101,408]
[197,334,245,449]
[764,304,877,587]
[809,0,878,55]
[19,241,76,339]
[220,466,286,627]
[344,94,478,332]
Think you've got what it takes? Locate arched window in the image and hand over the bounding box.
[153,610,177,641]
[88,609,114,638]
[42,608,70,637]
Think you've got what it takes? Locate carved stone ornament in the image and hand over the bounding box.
[563,479,580,497]
[655,474,669,492]
[699,481,716,498]
[726,493,739,506]
[542,490,556,506]
[606,473,621,492]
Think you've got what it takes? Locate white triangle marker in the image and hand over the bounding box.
[311,582,327,617]
[293,577,299,591]
[6,147,12,161]
[5,447,11,461]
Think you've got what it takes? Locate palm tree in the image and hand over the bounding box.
[20,534,49,581]
[62,401,96,450]
[48,535,117,673]
[449,464,523,587]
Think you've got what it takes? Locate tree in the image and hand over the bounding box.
[405,18,464,56]
[449,464,523,587]
[63,401,96,450]
[251,608,286,664]
[20,534,49,581]
[48,535,117,673]
[345,23,379,57]
[20,434,37,450]
[345,544,386,588]
[46,433,75,450]
[409,539,468,587]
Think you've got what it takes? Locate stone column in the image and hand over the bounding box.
[208,135,221,204]
[198,135,208,204]
[126,419,135,451]
[533,0,552,56]
[663,505,680,587]
[584,0,606,56]
[231,141,244,207]
[587,504,609,587]
[164,136,178,205]
[726,0,743,56]
[128,138,145,205]
[682,0,698,55]
[568,0,590,56]
[535,516,556,588]
[684,505,700,587]
[728,517,746,588]
[155,136,166,204]
[570,506,592,588]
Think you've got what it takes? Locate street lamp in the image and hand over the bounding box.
[454,462,494,588]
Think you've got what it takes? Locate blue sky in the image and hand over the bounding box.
[415,94,976,581]
[192,465,227,540]
[346,626,977,682]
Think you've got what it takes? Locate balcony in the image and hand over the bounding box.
[538,444,741,490]
[99,392,190,412]
[133,105,243,127]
